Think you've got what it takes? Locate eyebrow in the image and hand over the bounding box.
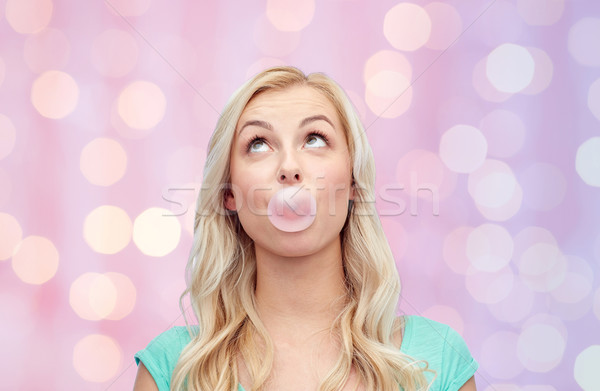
[238,120,273,134]
[299,115,335,129]
[238,114,335,135]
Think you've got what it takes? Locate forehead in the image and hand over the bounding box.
[239,85,339,124]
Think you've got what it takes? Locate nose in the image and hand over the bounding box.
[277,152,303,184]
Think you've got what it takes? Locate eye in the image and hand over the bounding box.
[305,132,328,148]
[247,137,270,153]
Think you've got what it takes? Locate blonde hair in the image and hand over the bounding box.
[172,66,430,390]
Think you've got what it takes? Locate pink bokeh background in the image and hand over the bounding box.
[1,0,600,389]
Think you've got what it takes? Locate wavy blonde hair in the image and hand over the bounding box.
[172,66,430,390]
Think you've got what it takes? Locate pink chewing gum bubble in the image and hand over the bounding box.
[267,186,317,232]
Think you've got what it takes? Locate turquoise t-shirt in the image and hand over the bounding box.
[135,315,478,391]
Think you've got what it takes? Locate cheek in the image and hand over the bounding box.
[317,172,353,217]
[231,178,272,215]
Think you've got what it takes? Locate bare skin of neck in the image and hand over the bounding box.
[237,238,367,391]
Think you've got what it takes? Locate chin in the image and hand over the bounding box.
[262,229,342,258]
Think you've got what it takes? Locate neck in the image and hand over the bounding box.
[253,238,347,337]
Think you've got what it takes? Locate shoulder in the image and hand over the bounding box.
[134,326,195,391]
[400,315,478,391]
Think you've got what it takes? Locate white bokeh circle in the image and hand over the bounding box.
[568,17,600,67]
[575,345,600,390]
[517,322,566,372]
[467,223,513,272]
[486,43,535,93]
[576,137,600,187]
[587,78,600,122]
[383,3,431,51]
[439,124,487,173]
[133,207,182,257]
[117,81,166,130]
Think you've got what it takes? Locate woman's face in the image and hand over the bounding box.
[226,85,354,258]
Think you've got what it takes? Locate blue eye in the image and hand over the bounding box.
[247,137,269,153]
[305,133,328,148]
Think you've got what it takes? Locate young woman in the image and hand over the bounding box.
[133,67,478,391]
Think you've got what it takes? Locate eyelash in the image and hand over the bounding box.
[307,130,329,145]
[245,131,329,152]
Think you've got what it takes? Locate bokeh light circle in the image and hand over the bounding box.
[468,159,523,221]
[11,235,59,285]
[575,345,600,390]
[521,47,554,95]
[568,17,600,67]
[467,223,513,272]
[364,50,412,84]
[73,334,122,382]
[576,137,600,187]
[383,3,431,51]
[465,265,514,304]
[423,2,462,50]
[550,255,594,311]
[439,124,487,173]
[479,109,525,158]
[470,168,516,207]
[587,78,600,122]
[514,226,559,267]
[519,163,566,211]
[70,272,136,321]
[80,138,128,186]
[117,81,166,130]
[31,70,79,119]
[473,57,513,102]
[91,29,139,78]
[551,271,593,304]
[89,274,118,318]
[104,272,137,320]
[23,28,70,73]
[83,205,132,255]
[5,0,53,34]
[0,212,22,260]
[443,226,473,275]
[517,0,564,26]
[0,114,16,160]
[365,70,412,118]
[517,322,566,372]
[69,272,117,321]
[487,280,535,323]
[486,43,535,93]
[133,207,182,257]
[517,242,567,292]
[480,331,524,379]
[266,0,315,32]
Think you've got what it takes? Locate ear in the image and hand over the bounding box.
[349,176,355,201]
[224,189,237,211]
